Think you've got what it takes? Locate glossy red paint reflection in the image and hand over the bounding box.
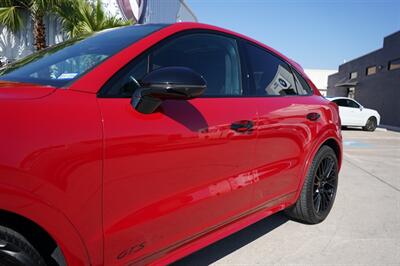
[0,23,342,265]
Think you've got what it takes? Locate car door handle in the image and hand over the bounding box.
[306,112,320,121]
[231,120,254,132]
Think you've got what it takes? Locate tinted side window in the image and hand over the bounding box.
[101,33,242,97]
[245,43,296,96]
[347,99,360,108]
[103,54,148,97]
[333,99,349,107]
[293,70,313,95]
[150,34,242,96]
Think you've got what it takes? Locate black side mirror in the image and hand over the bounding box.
[131,66,207,114]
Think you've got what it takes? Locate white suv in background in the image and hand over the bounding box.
[327,97,381,131]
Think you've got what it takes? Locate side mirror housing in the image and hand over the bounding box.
[131,67,206,114]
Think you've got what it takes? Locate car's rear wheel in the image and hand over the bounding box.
[285,145,338,224]
[0,226,46,266]
[363,117,377,131]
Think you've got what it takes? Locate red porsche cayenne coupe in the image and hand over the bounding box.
[0,23,342,266]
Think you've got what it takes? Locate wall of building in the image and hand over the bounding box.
[327,31,400,127]
[304,69,336,96]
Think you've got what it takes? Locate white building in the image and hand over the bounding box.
[113,0,197,23]
[0,0,196,62]
[304,69,337,96]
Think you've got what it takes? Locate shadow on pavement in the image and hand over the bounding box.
[171,212,289,266]
[341,126,363,131]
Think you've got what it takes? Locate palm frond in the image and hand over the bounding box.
[102,16,131,29]
[95,0,104,30]
[0,6,24,32]
[55,0,133,38]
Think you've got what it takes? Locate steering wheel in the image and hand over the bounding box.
[129,76,141,89]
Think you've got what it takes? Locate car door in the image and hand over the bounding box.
[241,42,323,207]
[346,98,365,126]
[97,32,259,265]
[333,99,353,125]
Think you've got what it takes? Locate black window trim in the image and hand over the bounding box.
[290,66,314,96]
[98,28,314,98]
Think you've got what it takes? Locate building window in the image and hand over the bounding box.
[388,58,400,70]
[366,66,377,76]
[350,71,358,79]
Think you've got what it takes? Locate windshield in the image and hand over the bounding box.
[0,24,166,87]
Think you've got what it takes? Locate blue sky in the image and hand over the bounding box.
[186,0,400,70]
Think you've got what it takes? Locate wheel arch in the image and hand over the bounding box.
[0,185,91,266]
[303,136,342,185]
[0,209,66,265]
[309,136,343,175]
[321,138,342,168]
[364,115,378,126]
[292,130,342,204]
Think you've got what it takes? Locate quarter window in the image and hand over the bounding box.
[292,70,313,95]
[245,43,297,96]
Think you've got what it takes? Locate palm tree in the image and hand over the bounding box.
[55,0,132,38]
[0,0,60,51]
[0,0,132,52]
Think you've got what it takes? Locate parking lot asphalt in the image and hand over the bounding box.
[173,128,400,265]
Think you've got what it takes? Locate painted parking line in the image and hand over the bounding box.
[343,140,372,148]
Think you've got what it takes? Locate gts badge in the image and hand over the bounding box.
[117,242,146,260]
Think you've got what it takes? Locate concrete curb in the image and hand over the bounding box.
[379,124,400,132]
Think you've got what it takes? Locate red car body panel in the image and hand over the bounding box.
[0,88,103,265]
[0,81,56,99]
[0,23,342,265]
[99,97,260,265]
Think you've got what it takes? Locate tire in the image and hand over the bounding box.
[0,226,46,266]
[284,145,339,224]
[363,117,377,131]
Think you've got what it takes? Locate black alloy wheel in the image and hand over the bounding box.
[363,117,377,131]
[0,226,46,266]
[313,156,338,215]
[284,145,339,224]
